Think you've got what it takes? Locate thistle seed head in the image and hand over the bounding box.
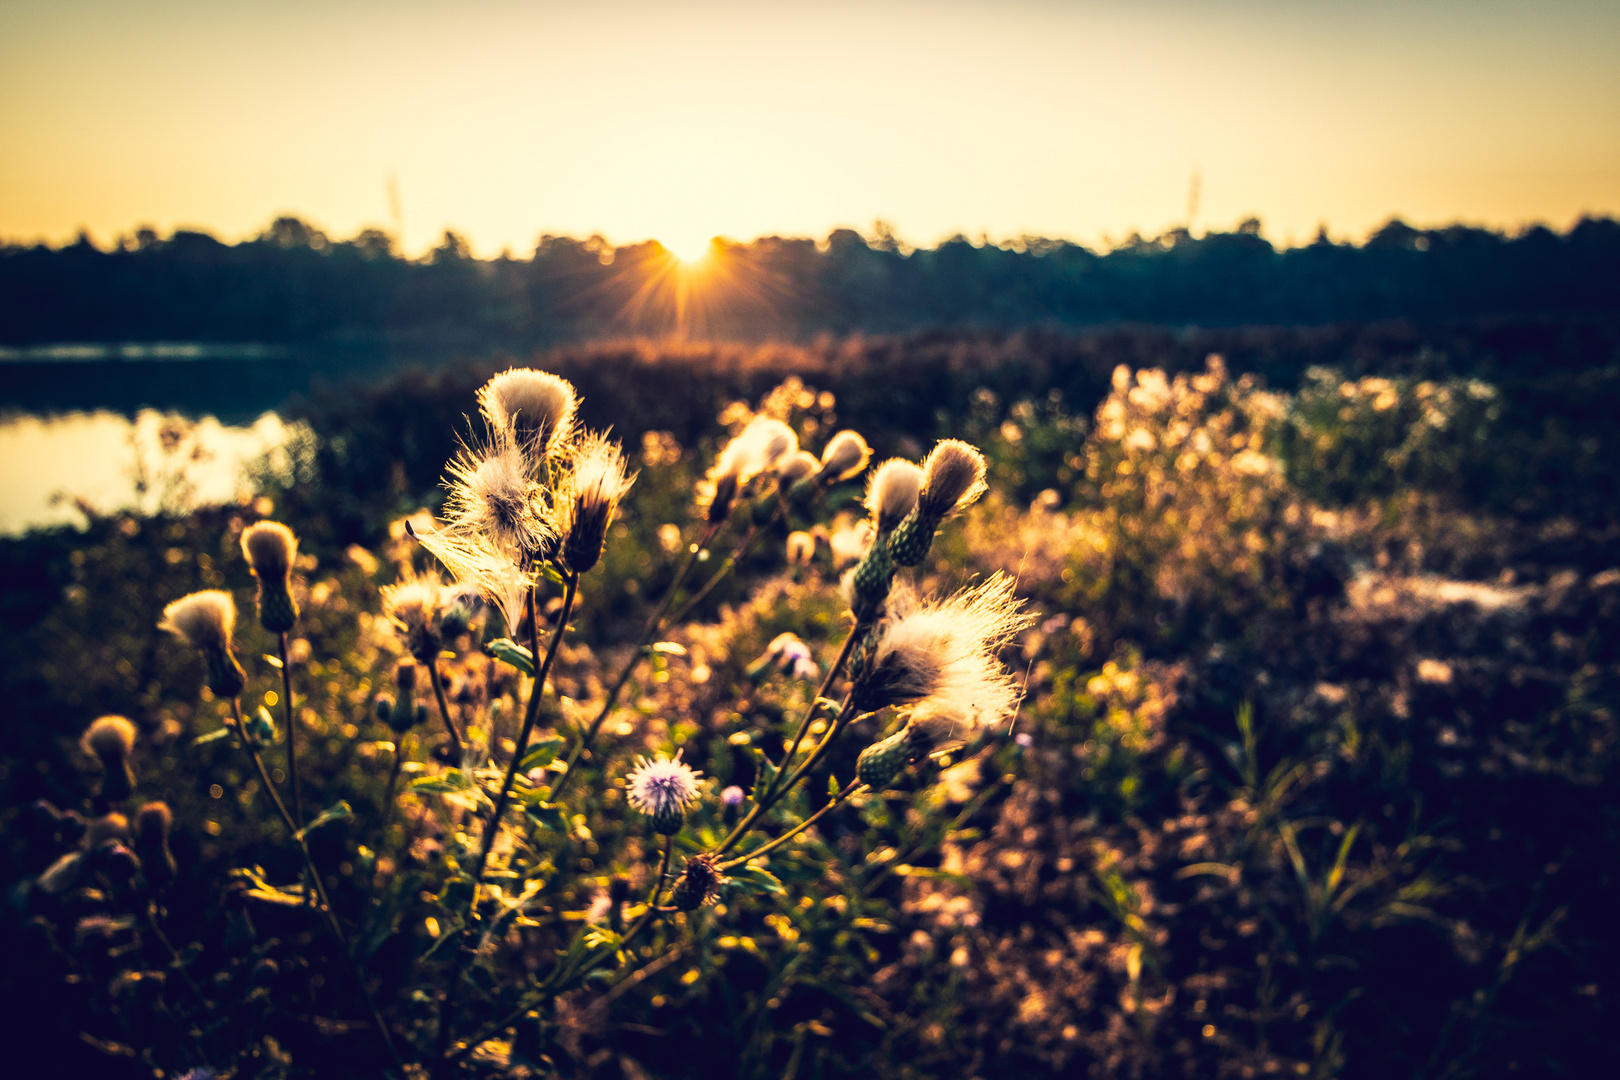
[742,416,798,470]
[774,450,820,486]
[478,368,578,462]
[785,530,817,566]
[159,590,237,653]
[916,439,988,520]
[560,431,634,574]
[443,443,553,560]
[818,430,872,483]
[865,459,923,534]
[240,521,297,582]
[850,574,1029,732]
[83,716,137,763]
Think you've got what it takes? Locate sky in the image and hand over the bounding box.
[1,0,1617,258]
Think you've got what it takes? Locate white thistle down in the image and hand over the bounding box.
[865,459,923,534]
[818,430,872,483]
[851,573,1031,741]
[441,442,553,561]
[558,430,635,574]
[478,368,578,463]
[157,590,237,652]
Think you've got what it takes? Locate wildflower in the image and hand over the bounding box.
[818,429,872,483]
[134,801,176,890]
[626,751,702,835]
[829,518,874,568]
[850,458,922,620]
[558,431,634,574]
[850,574,1029,778]
[82,716,137,802]
[240,520,299,633]
[381,572,460,663]
[720,784,745,809]
[704,416,801,523]
[775,450,820,486]
[672,851,724,911]
[159,590,246,698]
[742,416,798,470]
[747,632,820,683]
[478,368,577,463]
[889,440,987,567]
[441,442,553,563]
[785,530,817,566]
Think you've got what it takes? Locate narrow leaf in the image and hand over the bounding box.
[295,800,352,841]
[518,736,566,773]
[488,638,535,676]
[192,728,231,746]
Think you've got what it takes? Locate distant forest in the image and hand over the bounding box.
[3,215,1619,345]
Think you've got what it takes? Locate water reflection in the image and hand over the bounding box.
[0,410,289,534]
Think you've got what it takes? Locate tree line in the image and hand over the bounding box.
[2,215,1617,345]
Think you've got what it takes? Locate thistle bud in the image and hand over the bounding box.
[396,661,419,694]
[856,724,931,790]
[562,432,633,575]
[672,851,724,911]
[890,440,988,567]
[82,716,137,803]
[159,590,246,699]
[478,368,578,463]
[134,801,177,892]
[849,541,896,622]
[240,521,300,633]
[818,430,872,483]
[744,417,797,471]
[375,694,396,724]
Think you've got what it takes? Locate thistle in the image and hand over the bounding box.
[704,417,798,523]
[850,458,922,620]
[747,632,819,683]
[818,429,872,484]
[626,751,702,835]
[785,530,817,566]
[380,573,456,664]
[82,716,137,803]
[240,520,300,633]
[159,590,246,699]
[478,368,578,464]
[849,573,1029,734]
[672,851,724,911]
[441,443,554,564]
[134,801,177,892]
[774,450,820,488]
[559,431,634,575]
[888,440,987,567]
[856,725,932,790]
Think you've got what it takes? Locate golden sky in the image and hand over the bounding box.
[2,0,1616,257]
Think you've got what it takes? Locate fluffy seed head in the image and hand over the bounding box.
[775,450,820,485]
[380,572,461,661]
[560,431,635,574]
[240,521,298,581]
[785,530,816,566]
[865,459,924,534]
[83,716,137,762]
[410,520,534,637]
[819,430,872,483]
[742,416,798,470]
[135,801,172,844]
[707,416,800,513]
[443,443,552,559]
[627,751,702,834]
[158,591,237,652]
[829,518,874,568]
[916,440,988,520]
[479,368,578,461]
[851,574,1030,737]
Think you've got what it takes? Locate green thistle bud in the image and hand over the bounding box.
[857,728,913,790]
[886,507,940,568]
[850,541,895,622]
[160,591,247,699]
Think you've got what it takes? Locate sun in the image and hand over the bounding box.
[661,233,715,266]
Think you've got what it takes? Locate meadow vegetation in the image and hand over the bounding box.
[1,336,1616,1079]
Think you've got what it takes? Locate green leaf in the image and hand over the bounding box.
[192,728,231,746]
[408,768,473,795]
[518,736,566,773]
[827,773,840,796]
[294,801,352,842]
[527,804,568,834]
[488,638,535,676]
[728,863,785,896]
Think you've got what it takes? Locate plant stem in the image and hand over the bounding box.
[382,736,405,834]
[720,781,864,870]
[228,699,407,1073]
[278,632,304,829]
[715,624,864,856]
[469,571,578,887]
[428,660,464,761]
[548,522,717,806]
